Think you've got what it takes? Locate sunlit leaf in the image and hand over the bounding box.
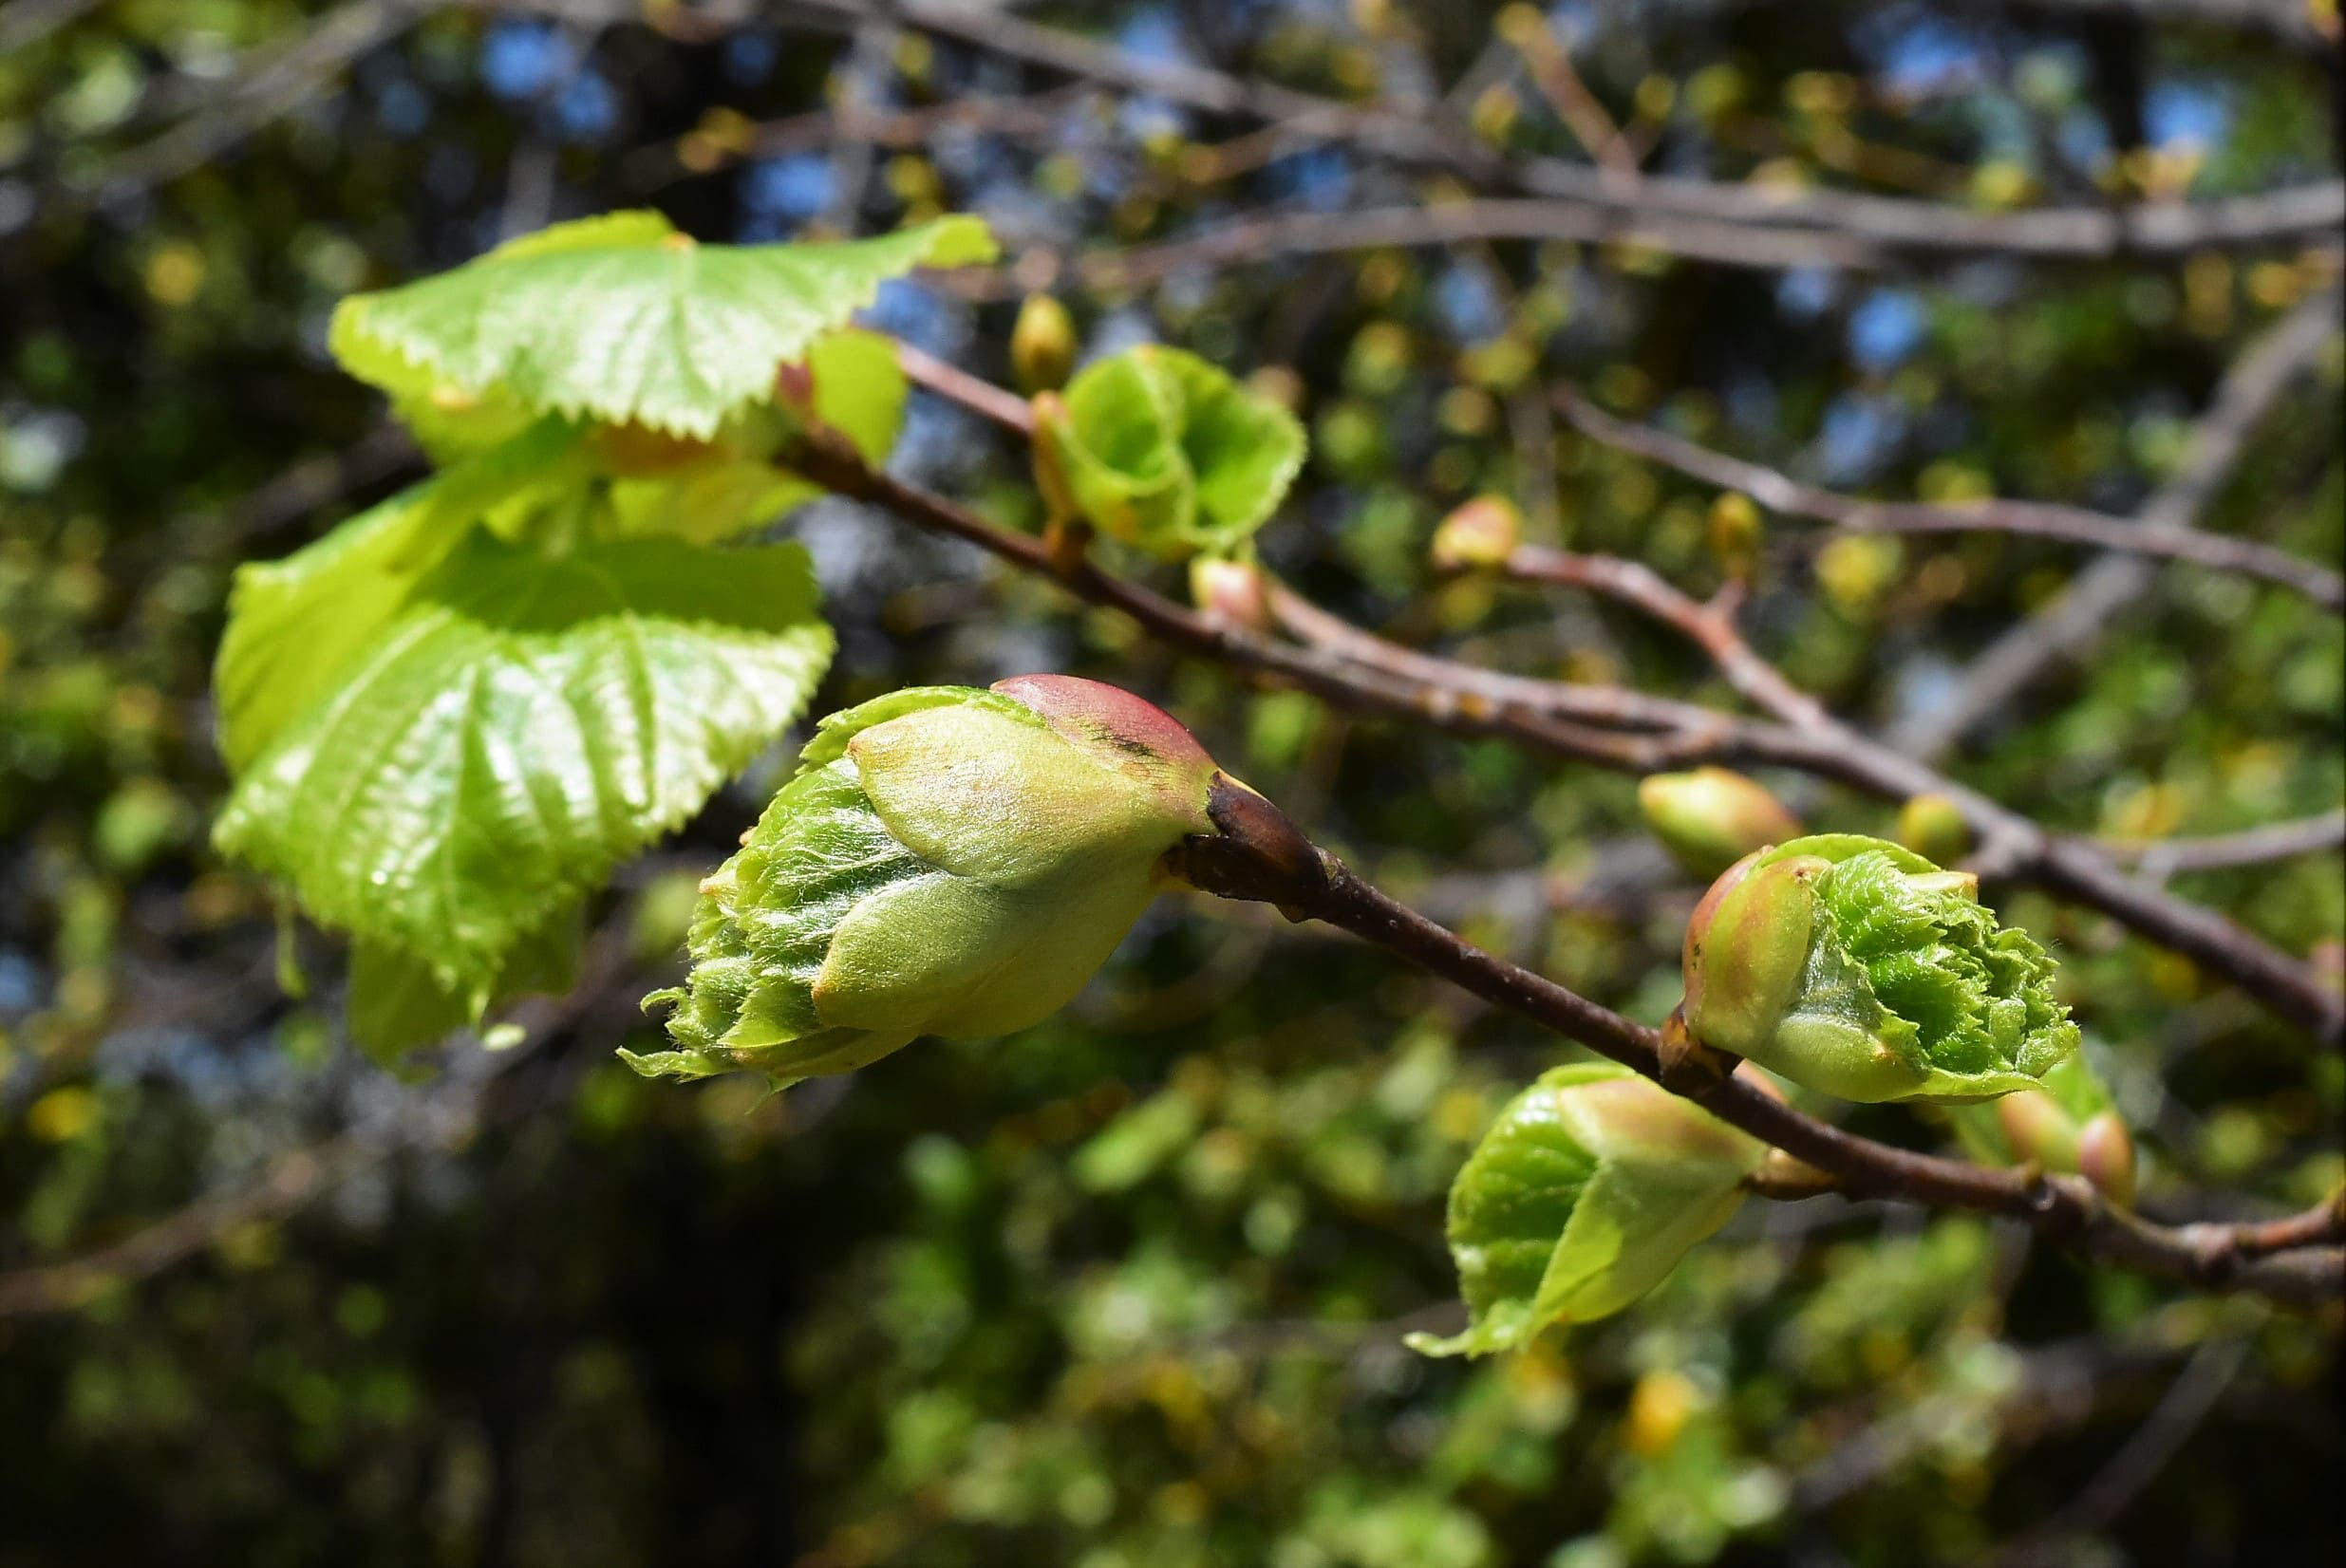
[215,532,835,1005]
[328,212,993,439]
[1410,1065,1762,1356]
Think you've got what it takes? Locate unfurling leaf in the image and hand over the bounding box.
[215,532,835,1034]
[1409,1064,1765,1356]
[1637,766,1802,879]
[1032,345,1305,558]
[329,211,993,439]
[1682,834,2079,1103]
[631,677,1221,1088]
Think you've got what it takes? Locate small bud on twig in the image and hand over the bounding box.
[1430,495,1523,572]
[1638,766,1802,879]
[1009,293,1077,393]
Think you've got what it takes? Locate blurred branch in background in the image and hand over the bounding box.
[1891,287,2346,759]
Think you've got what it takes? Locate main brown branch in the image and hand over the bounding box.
[885,348,2345,1046]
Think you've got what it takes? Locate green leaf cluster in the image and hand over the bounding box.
[211,214,997,1056]
[1034,345,1305,558]
[1685,834,2079,1102]
[632,681,1218,1088]
[1410,1064,1764,1357]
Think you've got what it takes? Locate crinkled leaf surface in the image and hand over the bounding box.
[1410,1065,1762,1357]
[329,212,993,439]
[1041,345,1304,557]
[215,532,834,1001]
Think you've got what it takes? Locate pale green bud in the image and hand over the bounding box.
[1707,492,1763,580]
[1682,835,2079,1103]
[1638,766,1802,878]
[1409,1063,1766,1356]
[1009,293,1077,393]
[2076,1111,2137,1209]
[1429,495,1523,572]
[630,677,1218,1086]
[1945,1052,2130,1203]
[1895,793,1973,866]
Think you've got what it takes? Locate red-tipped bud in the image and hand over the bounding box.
[1995,1089,2081,1170]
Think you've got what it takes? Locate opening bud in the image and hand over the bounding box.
[1430,495,1523,572]
[1895,793,1973,866]
[1408,1064,1765,1356]
[1638,767,1802,879]
[1009,292,1077,393]
[630,677,1220,1087]
[1682,834,2079,1103]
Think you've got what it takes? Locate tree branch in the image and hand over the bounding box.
[1167,779,2344,1309]
[1553,383,2345,612]
[1889,288,2342,760]
[787,0,2345,271]
[889,345,2345,1045]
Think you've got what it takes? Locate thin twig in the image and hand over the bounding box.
[1891,289,2342,759]
[1164,781,2344,1309]
[1553,384,2345,613]
[787,0,2346,270]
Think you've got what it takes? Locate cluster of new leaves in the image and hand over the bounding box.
[1682,835,2079,1103]
[211,212,996,1055]
[1033,344,1306,560]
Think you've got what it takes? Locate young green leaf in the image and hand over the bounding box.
[214,418,594,774]
[631,677,1220,1088]
[1033,345,1304,559]
[329,211,993,439]
[1682,834,2080,1102]
[214,532,834,1013]
[1409,1064,1765,1357]
[603,328,910,542]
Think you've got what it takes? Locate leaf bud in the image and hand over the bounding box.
[1682,835,2079,1103]
[1707,492,1763,580]
[1895,793,1973,866]
[1409,1064,1765,1356]
[2076,1111,2137,1209]
[1009,292,1078,393]
[1189,554,1272,632]
[1994,1089,2081,1170]
[1638,766,1802,879]
[1430,495,1523,572]
[631,677,1219,1087]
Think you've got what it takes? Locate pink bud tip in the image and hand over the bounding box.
[991,674,1215,775]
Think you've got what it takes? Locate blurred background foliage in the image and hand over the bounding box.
[1,1,2341,1564]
